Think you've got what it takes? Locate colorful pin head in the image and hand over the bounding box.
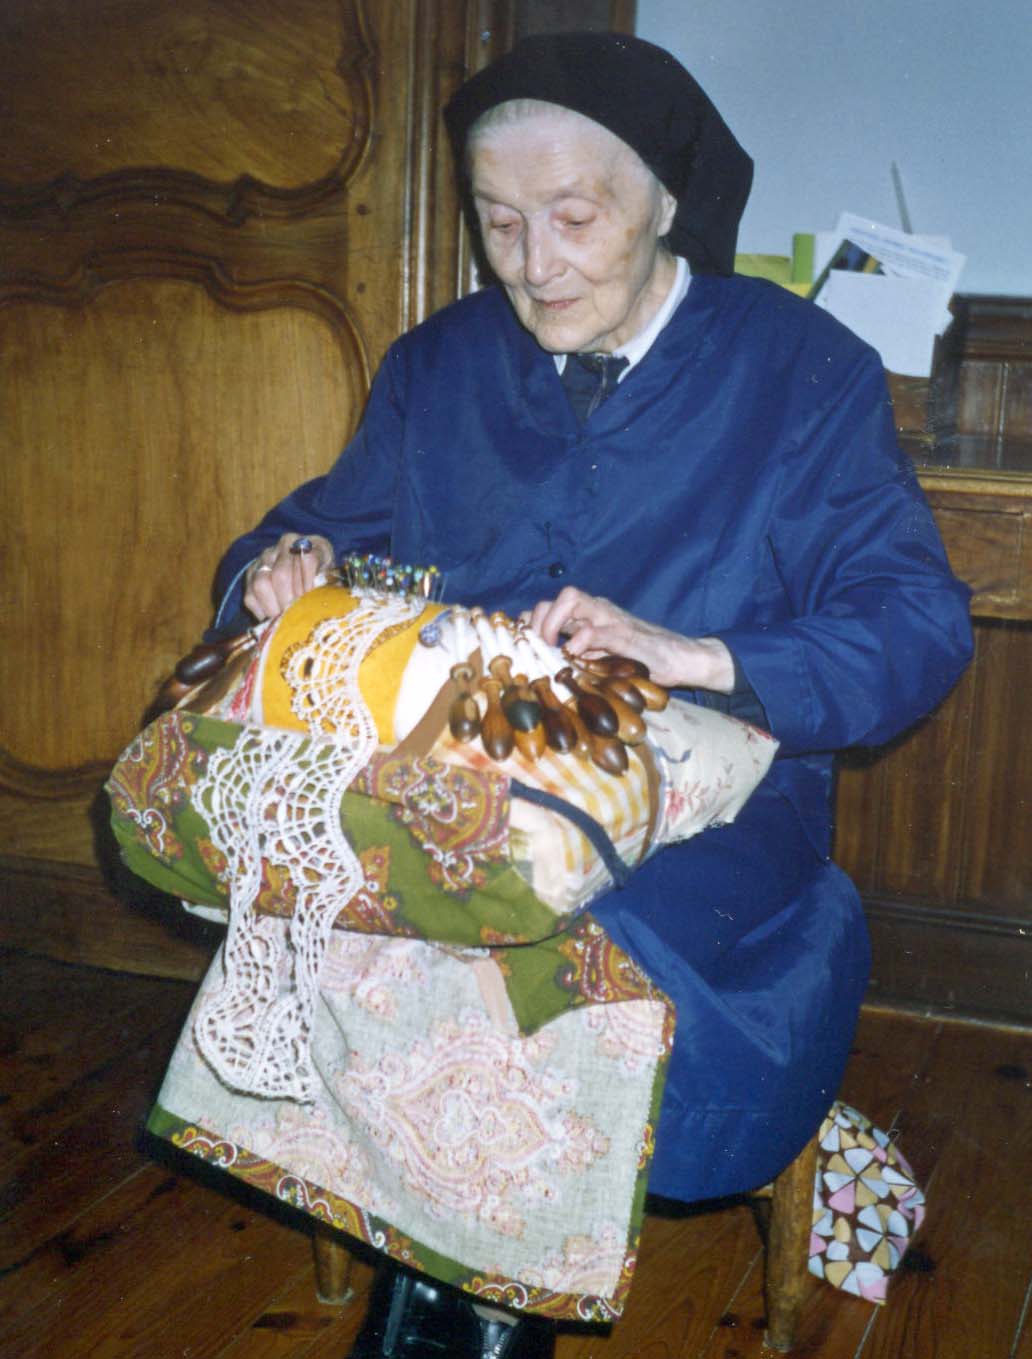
[340,553,446,604]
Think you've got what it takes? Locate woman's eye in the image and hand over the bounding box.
[490,219,518,234]
[562,217,593,230]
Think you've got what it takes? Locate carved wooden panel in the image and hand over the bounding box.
[925,295,1032,474]
[955,621,1032,910]
[512,0,636,38]
[952,298,1032,442]
[0,0,491,892]
[0,1,485,376]
[0,276,355,787]
[0,0,367,188]
[0,0,638,975]
[934,504,1032,619]
[835,613,1032,1022]
[834,296,1032,1021]
[835,636,978,909]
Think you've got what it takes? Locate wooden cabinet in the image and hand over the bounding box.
[838,302,1032,1022]
[925,478,1032,620]
[0,0,511,971]
[0,1,636,977]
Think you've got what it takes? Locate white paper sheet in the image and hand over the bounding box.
[816,274,943,377]
[811,214,965,374]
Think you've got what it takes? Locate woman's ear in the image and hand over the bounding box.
[657,185,678,238]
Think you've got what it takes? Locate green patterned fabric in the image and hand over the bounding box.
[111,707,923,1321]
[107,711,626,1032]
[109,708,673,1321]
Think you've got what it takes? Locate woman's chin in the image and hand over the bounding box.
[522,307,600,355]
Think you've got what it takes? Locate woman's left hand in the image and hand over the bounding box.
[527,587,735,693]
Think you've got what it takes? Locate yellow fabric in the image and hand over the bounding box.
[436,729,653,903]
[257,583,651,912]
[260,586,445,744]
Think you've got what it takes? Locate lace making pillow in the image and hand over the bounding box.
[178,584,778,921]
[109,583,776,1101]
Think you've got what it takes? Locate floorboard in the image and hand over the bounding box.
[557,1207,761,1358]
[1010,1279,1032,1359]
[1,951,1030,1358]
[213,1260,376,1359]
[859,1024,1032,1359]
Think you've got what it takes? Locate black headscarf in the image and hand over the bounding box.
[444,32,753,277]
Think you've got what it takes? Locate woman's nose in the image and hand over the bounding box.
[523,222,563,286]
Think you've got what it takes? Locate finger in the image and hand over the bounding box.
[300,548,323,591]
[532,587,590,645]
[562,621,617,660]
[291,550,305,599]
[271,560,302,615]
[250,541,304,618]
[313,535,335,573]
[244,563,278,620]
[285,533,333,593]
[535,602,571,646]
[528,600,555,636]
[285,533,308,594]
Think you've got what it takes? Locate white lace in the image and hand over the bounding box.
[192,594,421,1100]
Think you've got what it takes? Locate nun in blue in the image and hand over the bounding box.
[215,33,972,1359]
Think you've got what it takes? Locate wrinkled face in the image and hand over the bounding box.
[469,107,677,354]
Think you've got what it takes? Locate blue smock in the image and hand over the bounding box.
[214,276,972,1200]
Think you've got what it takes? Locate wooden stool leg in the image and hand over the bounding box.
[764,1132,819,1352]
[312,1222,356,1306]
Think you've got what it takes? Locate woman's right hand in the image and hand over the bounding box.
[242,532,335,621]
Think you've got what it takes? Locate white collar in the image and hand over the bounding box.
[554,255,690,380]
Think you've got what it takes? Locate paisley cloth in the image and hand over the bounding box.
[109,706,924,1320]
[110,710,674,1322]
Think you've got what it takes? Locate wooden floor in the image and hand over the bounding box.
[1,948,1031,1359]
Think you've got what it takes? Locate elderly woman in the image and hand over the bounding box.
[184,33,969,1359]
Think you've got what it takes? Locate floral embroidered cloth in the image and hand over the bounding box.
[109,708,925,1320]
[110,710,673,1321]
[148,922,669,1321]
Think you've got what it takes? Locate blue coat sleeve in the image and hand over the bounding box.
[211,349,407,628]
[714,347,972,757]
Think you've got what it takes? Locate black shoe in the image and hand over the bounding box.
[348,1263,482,1358]
[475,1314,556,1359]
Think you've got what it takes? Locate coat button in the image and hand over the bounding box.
[548,561,566,579]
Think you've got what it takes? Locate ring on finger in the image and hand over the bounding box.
[290,536,314,556]
[254,563,274,575]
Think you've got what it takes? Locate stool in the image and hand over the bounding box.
[749,1130,819,1351]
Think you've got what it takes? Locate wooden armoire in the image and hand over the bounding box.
[0,2,632,975]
